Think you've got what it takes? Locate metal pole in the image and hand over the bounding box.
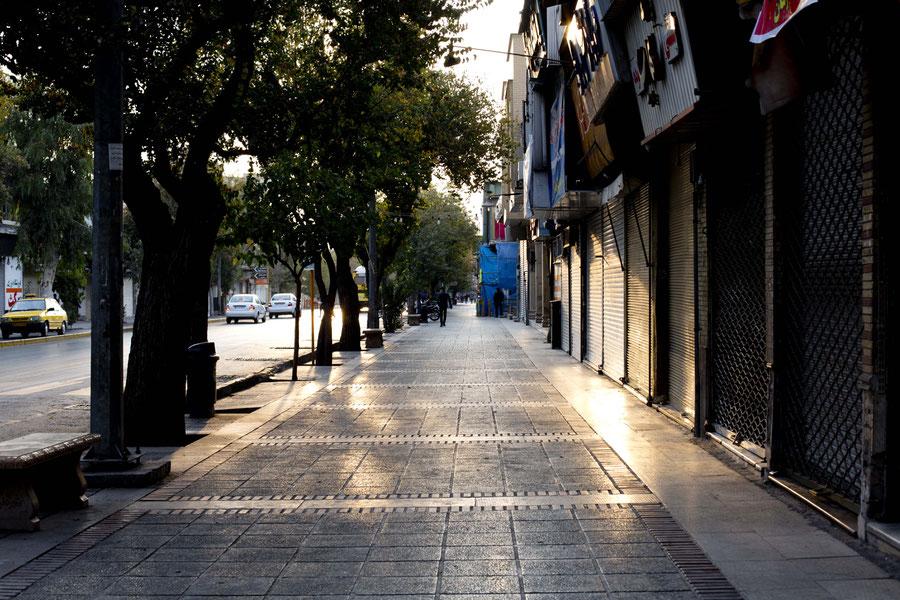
[217,252,222,315]
[310,268,315,365]
[367,191,379,330]
[87,0,127,462]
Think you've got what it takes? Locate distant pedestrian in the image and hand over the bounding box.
[436,287,452,327]
[493,288,504,318]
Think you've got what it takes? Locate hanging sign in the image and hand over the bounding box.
[750,0,818,43]
[664,12,681,63]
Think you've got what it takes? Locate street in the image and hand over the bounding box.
[0,310,364,443]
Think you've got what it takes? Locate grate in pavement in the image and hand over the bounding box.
[0,508,144,600]
[634,505,744,599]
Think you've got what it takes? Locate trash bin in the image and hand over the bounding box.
[419,303,429,324]
[186,342,219,418]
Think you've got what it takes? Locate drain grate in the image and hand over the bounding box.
[633,505,743,599]
[0,508,145,600]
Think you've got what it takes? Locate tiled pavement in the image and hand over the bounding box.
[1,305,898,599]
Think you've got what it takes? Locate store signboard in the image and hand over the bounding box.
[750,0,818,43]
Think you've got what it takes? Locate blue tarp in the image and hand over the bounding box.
[480,243,518,316]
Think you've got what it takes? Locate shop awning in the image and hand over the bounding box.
[750,0,818,43]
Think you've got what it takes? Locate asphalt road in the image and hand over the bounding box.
[0,309,364,443]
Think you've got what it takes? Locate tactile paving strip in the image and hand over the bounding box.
[255,433,599,444]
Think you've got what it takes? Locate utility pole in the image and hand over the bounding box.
[367,191,379,330]
[86,0,128,463]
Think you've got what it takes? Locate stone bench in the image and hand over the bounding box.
[0,433,99,531]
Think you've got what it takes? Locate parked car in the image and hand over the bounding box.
[225,294,266,323]
[267,293,300,318]
[0,295,68,339]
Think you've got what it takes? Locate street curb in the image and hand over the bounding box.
[0,318,227,348]
[215,341,342,399]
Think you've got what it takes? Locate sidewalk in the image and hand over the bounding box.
[1,305,897,599]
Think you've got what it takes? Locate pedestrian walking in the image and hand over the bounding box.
[493,288,504,318]
[437,287,452,327]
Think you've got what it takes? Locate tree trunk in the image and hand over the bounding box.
[336,250,361,351]
[123,179,222,446]
[314,252,338,366]
[40,252,59,299]
[293,273,302,380]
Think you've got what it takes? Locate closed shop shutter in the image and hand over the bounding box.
[585,212,605,370]
[561,248,570,354]
[667,145,695,417]
[602,197,626,382]
[775,14,864,505]
[626,185,652,398]
[519,241,528,322]
[571,237,582,361]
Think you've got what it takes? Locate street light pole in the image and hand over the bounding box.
[367,191,379,331]
[86,0,128,463]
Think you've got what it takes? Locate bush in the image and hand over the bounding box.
[381,276,408,333]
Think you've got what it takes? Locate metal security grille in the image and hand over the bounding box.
[776,14,864,505]
[709,155,768,453]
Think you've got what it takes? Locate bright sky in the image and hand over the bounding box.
[442,0,524,227]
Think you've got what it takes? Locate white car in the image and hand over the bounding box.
[225,294,266,323]
[267,293,300,318]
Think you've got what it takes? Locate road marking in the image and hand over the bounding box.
[0,376,90,396]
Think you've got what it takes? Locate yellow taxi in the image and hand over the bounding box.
[0,295,68,339]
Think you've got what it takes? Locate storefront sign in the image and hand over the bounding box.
[552,260,562,301]
[664,12,681,63]
[4,258,23,309]
[549,83,566,207]
[750,0,818,43]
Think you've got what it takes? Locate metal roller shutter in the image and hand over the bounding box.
[519,241,528,322]
[668,145,695,417]
[602,197,626,382]
[585,212,604,370]
[571,237,582,361]
[626,185,652,398]
[561,248,569,354]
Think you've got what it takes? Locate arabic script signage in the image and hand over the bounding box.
[750,0,818,43]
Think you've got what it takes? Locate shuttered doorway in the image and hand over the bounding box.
[561,246,570,355]
[585,212,605,370]
[626,185,652,398]
[602,197,626,383]
[571,236,582,361]
[667,145,695,417]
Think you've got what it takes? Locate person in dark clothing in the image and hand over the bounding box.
[436,287,452,327]
[493,288,504,317]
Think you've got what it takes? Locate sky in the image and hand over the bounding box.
[441,0,524,226]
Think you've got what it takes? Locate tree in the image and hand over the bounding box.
[0,106,92,297]
[398,187,479,294]
[0,1,479,444]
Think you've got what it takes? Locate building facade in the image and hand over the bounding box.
[503,0,897,546]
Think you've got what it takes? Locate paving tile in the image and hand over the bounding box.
[595,558,679,574]
[763,532,857,559]
[441,559,518,577]
[791,555,891,580]
[522,574,606,593]
[125,560,212,577]
[218,547,298,563]
[443,545,516,560]
[368,546,443,562]
[603,573,691,593]
[201,561,287,577]
[818,578,900,600]
[104,575,196,596]
[234,534,307,547]
[360,560,439,577]
[352,575,437,595]
[20,575,117,596]
[268,576,356,595]
[281,561,364,578]
[518,559,596,575]
[439,575,520,594]
[517,544,592,560]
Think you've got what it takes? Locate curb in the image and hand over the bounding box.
[0,318,228,349]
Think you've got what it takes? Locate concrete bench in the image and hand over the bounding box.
[0,433,99,531]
